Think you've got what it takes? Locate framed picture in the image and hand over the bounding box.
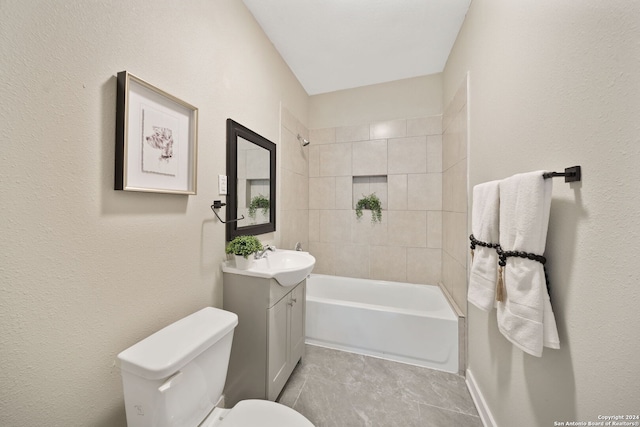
[115,71,198,194]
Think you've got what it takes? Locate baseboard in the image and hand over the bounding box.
[466,369,496,427]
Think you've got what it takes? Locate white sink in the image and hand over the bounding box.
[222,249,316,287]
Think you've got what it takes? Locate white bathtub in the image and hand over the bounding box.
[305,274,459,373]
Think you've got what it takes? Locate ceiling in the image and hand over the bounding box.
[242,0,471,95]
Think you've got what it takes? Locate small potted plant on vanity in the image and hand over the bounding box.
[225,235,263,270]
[355,193,383,224]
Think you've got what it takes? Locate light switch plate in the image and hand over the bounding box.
[218,175,227,195]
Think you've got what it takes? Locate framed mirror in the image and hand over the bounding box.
[226,119,276,241]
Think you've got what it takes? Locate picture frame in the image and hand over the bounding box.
[115,71,198,194]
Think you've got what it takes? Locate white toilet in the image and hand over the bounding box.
[117,307,314,427]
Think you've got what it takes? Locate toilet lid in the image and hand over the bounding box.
[219,399,314,427]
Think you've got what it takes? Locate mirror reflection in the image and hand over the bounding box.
[237,136,271,226]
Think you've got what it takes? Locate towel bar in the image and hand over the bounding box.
[210,200,245,224]
[542,166,581,182]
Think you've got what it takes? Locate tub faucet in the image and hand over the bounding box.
[255,244,276,259]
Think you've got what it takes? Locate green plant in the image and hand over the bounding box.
[248,194,270,219]
[225,235,263,259]
[355,193,382,223]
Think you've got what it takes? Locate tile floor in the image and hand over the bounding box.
[277,345,482,427]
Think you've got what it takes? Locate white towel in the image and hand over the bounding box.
[497,171,560,357]
[467,180,501,311]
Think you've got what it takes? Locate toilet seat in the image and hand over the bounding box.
[206,399,314,427]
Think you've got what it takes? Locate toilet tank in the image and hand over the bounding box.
[117,307,238,427]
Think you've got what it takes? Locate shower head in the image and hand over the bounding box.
[297,134,310,147]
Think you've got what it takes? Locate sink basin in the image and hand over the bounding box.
[222,249,316,287]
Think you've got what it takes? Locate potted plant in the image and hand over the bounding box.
[248,194,270,219]
[226,235,263,269]
[355,193,382,224]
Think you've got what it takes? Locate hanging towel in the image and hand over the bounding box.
[496,171,560,357]
[468,180,501,311]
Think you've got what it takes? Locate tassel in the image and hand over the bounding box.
[471,249,474,262]
[496,265,505,302]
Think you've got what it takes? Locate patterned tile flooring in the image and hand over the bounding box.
[277,345,483,427]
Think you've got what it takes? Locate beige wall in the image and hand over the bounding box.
[309,74,443,129]
[0,1,308,426]
[444,0,640,425]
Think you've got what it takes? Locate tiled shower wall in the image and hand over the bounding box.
[442,79,469,314]
[279,107,310,251]
[308,116,443,284]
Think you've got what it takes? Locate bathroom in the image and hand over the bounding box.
[1,1,638,426]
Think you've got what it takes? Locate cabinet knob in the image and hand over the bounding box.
[291,298,297,303]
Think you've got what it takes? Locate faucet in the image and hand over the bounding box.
[255,244,276,259]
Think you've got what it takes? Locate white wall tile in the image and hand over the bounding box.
[427,210,443,249]
[310,127,336,145]
[294,173,309,210]
[319,209,351,243]
[407,115,442,137]
[334,244,370,279]
[335,176,353,210]
[336,124,369,142]
[370,119,407,139]
[309,177,335,209]
[351,212,388,245]
[307,110,454,286]
[280,209,309,251]
[309,242,336,275]
[442,252,467,316]
[440,79,469,305]
[451,160,467,214]
[387,211,427,247]
[427,135,443,173]
[387,174,407,211]
[408,173,442,211]
[281,168,296,211]
[319,143,352,176]
[281,127,308,176]
[388,136,427,174]
[352,139,387,176]
[443,211,467,266]
[425,115,443,136]
[280,109,309,253]
[309,145,320,177]
[370,246,407,282]
[308,209,320,243]
[407,248,442,284]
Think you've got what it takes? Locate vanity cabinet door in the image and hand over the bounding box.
[224,274,307,406]
[267,294,290,401]
[290,283,305,364]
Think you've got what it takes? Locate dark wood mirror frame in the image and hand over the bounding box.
[226,119,276,241]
